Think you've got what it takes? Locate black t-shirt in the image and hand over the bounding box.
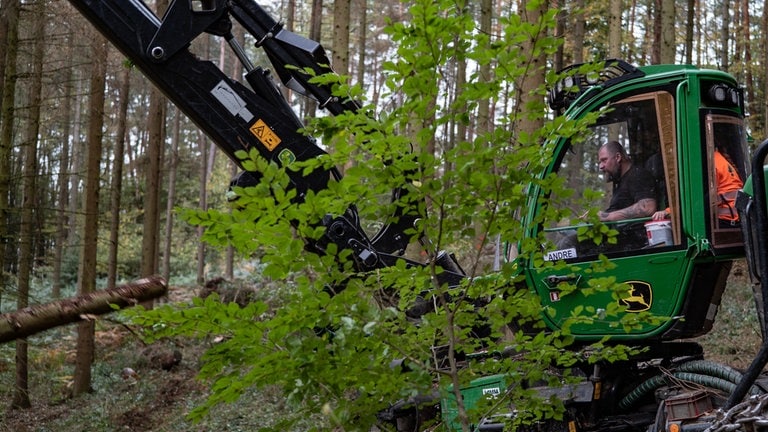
[606,164,656,213]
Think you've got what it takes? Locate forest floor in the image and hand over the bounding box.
[0,260,762,432]
[0,282,301,432]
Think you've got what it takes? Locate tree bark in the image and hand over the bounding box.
[72,30,107,397]
[471,0,493,251]
[304,0,323,121]
[108,66,131,290]
[332,0,351,77]
[0,0,12,107]
[141,87,164,289]
[518,0,546,137]
[660,0,675,63]
[224,27,247,280]
[684,0,695,64]
[0,0,20,311]
[12,0,45,409]
[162,108,180,287]
[572,0,585,64]
[608,0,622,59]
[283,0,296,101]
[67,74,84,249]
[477,0,492,135]
[355,0,367,87]
[741,0,753,117]
[52,36,75,299]
[553,0,565,71]
[763,0,768,137]
[651,0,661,63]
[720,0,730,71]
[141,0,169,305]
[196,130,208,285]
[0,277,167,344]
[332,0,351,173]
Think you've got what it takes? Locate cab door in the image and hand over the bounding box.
[526,89,691,340]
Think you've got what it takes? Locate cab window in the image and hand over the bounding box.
[704,114,748,249]
[542,91,680,262]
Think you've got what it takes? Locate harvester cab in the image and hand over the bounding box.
[440,61,767,432]
[522,60,750,342]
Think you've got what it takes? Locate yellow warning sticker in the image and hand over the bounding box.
[250,119,281,151]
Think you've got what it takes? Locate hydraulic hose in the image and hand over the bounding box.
[617,361,763,411]
[675,360,745,386]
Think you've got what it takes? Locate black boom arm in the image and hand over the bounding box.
[66,0,466,284]
[69,0,335,201]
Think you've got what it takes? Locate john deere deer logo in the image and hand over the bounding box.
[619,281,652,312]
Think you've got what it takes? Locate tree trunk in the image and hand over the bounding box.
[451,43,467,182]
[572,0,585,64]
[0,0,12,107]
[332,0,350,76]
[224,27,246,280]
[332,0,351,172]
[660,0,675,63]
[52,36,75,299]
[763,0,768,137]
[72,30,107,397]
[141,63,166,293]
[107,66,131,290]
[196,130,208,285]
[0,277,167,344]
[477,0,492,135]
[283,0,296,101]
[553,0,565,71]
[721,0,730,71]
[225,164,236,280]
[0,0,20,312]
[162,108,180,287]
[140,0,169,307]
[609,0,622,59]
[741,0,753,117]
[141,86,164,288]
[67,74,83,249]
[355,0,367,87]
[518,0,546,137]
[11,0,45,409]
[304,0,323,121]
[651,0,661,63]
[684,0,695,64]
[471,0,493,252]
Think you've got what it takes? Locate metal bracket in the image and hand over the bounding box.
[147,0,229,62]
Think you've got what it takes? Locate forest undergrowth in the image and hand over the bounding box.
[0,260,761,432]
[0,281,313,432]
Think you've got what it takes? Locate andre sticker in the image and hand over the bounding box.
[250,119,282,151]
[544,247,577,261]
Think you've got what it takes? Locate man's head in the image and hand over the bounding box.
[598,141,629,182]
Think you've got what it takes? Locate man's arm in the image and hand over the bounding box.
[599,198,657,222]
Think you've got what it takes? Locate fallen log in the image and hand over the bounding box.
[0,275,167,344]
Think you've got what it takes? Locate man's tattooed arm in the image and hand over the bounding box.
[599,198,657,222]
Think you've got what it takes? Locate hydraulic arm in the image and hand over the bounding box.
[66,0,466,284]
[69,0,342,199]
